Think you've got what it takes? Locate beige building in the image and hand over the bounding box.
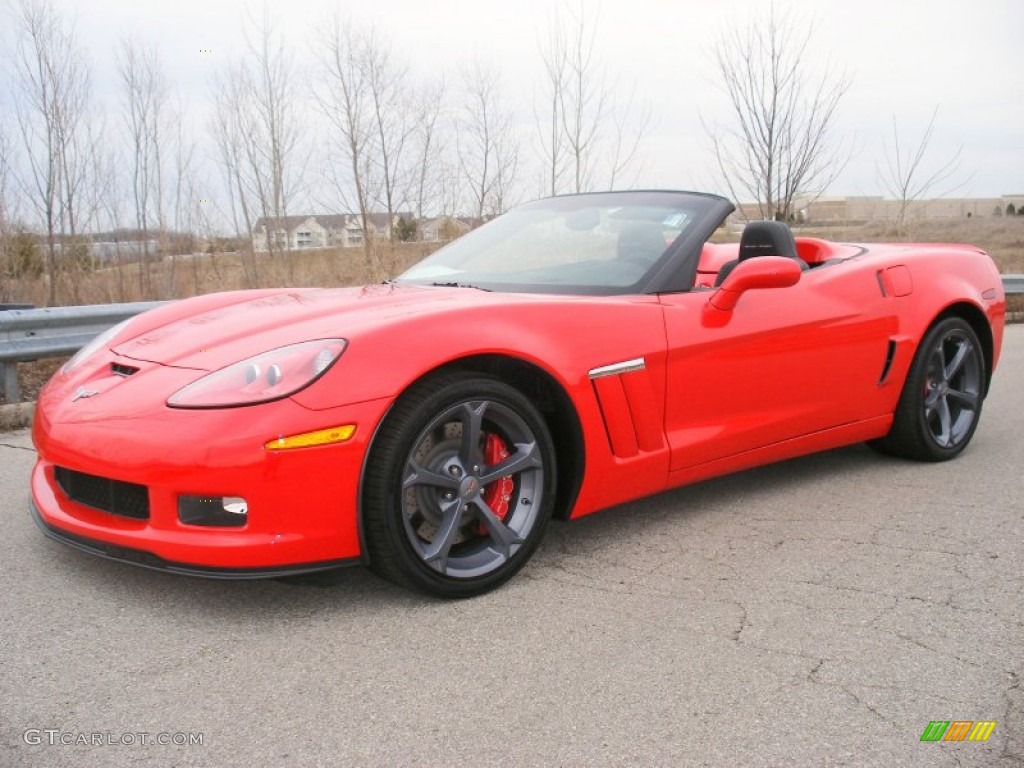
[252,213,411,252]
[733,195,1024,224]
[418,216,476,243]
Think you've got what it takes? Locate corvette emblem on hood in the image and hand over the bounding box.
[71,387,99,402]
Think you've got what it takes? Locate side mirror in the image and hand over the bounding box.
[709,256,802,312]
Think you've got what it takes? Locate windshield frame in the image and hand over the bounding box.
[395,190,735,296]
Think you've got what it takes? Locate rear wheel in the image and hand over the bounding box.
[362,374,556,597]
[870,317,985,461]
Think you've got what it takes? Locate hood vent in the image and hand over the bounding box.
[110,362,140,377]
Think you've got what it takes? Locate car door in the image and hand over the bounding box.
[658,264,896,472]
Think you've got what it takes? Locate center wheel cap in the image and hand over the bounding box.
[460,476,481,501]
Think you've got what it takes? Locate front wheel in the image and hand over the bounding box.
[362,374,556,597]
[870,317,986,461]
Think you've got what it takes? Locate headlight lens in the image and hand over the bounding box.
[62,318,135,374]
[167,339,347,409]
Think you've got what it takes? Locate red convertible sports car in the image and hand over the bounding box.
[30,191,1006,597]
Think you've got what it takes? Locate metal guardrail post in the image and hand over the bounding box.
[1,362,18,404]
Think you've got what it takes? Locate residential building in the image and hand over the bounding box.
[252,212,413,252]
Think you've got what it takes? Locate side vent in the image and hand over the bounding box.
[878,340,897,385]
[589,357,664,458]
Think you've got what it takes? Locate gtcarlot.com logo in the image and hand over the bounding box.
[24,729,204,747]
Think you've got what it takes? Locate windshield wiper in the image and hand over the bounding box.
[429,281,491,291]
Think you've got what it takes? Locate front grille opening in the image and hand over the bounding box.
[110,362,140,377]
[54,467,150,520]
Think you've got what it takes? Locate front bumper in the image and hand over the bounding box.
[31,382,393,574]
[29,497,359,578]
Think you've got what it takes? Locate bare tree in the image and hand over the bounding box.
[315,18,377,272]
[409,79,446,223]
[559,3,604,193]
[0,124,17,302]
[91,143,128,301]
[606,83,651,189]
[704,5,850,221]
[211,69,253,246]
[165,105,198,295]
[878,108,969,234]
[458,61,519,220]
[536,3,650,195]
[364,34,412,242]
[212,8,301,275]
[12,0,97,304]
[536,10,569,196]
[118,40,169,296]
[244,8,302,251]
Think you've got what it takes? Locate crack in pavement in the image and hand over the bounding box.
[0,442,33,453]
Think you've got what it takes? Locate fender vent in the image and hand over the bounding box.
[111,363,139,377]
[878,340,897,385]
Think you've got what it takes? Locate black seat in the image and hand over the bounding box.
[714,220,809,286]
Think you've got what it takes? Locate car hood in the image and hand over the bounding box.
[112,284,490,371]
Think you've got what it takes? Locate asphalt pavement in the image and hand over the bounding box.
[1,326,1021,768]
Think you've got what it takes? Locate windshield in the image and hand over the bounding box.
[397,191,728,295]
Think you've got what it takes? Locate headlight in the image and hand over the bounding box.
[62,318,135,374]
[167,339,347,409]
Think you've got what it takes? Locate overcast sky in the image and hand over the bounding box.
[5,0,1022,216]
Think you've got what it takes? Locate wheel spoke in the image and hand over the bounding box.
[403,460,460,490]
[472,498,523,558]
[935,396,953,447]
[946,388,979,409]
[478,441,542,485]
[458,401,487,468]
[943,340,971,381]
[421,498,464,572]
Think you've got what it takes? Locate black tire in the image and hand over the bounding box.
[869,317,985,461]
[362,374,556,598]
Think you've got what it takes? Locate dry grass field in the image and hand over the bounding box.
[4,217,1021,308]
[796,216,1024,273]
[1,241,441,309]
[2,218,1021,404]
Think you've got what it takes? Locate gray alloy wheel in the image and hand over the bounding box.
[363,374,556,597]
[921,325,983,449]
[869,317,985,461]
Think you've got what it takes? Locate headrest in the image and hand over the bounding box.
[738,220,798,261]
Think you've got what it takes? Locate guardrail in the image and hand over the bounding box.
[1,274,1023,404]
[1,301,166,402]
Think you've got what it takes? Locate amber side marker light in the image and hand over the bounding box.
[265,424,357,451]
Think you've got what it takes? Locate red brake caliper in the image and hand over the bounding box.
[481,433,514,530]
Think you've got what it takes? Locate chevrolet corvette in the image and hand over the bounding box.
[29,191,1006,597]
